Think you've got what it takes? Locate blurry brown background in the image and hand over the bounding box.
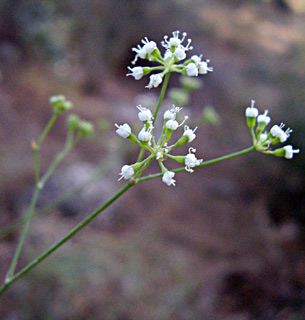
[0,0,305,319]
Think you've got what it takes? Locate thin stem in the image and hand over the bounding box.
[0,145,255,295]
[152,72,171,126]
[37,112,59,146]
[5,186,40,280]
[32,112,59,184]
[5,129,76,281]
[137,146,256,183]
[0,182,133,295]
[137,147,146,162]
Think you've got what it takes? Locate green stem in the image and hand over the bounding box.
[33,112,59,184]
[5,129,76,281]
[37,112,59,146]
[137,147,146,162]
[137,146,256,182]
[0,145,255,295]
[0,182,133,295]
[152,72,170,126]
[5,186,40,280]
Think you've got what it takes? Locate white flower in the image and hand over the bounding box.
[131,45,147,64]
[257,110,271,125]
[198,60,213,74]
[183,125,197,143]
[270,123,292,142]
[166,115,188,131]
[270,124,283,137]
[245,100,259,118]
[118,165,134,180]
[185,147,203,173]
[162,31,192,53]
[146,74,163,89]
[191,55,202,67]
[137,105,152,122]
[164,49,172,60]
[166,119,179,131]
[164,110,175,120]
[138,126,152,142]
[127,66,144,80]
[283,145,300,159]
[174,45,186,61]
[115,123,131,138]
[186,63,198,77]
[164,105,183,121]
[141,37,157,54]
[259,132,269,142]
[162,171,176,186]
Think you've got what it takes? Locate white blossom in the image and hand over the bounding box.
[127,66,144,80]
[191,55,202,67]
[198,60,213,74]
[164,110,176,120]
[115,123,131,138]
[138,126,153,142]
[174,45,187,61]
[137,105,152,122]
[141,37,157,54]
[245,100,259,118]
[146,74,163,89]
[270,123,292,142]
[257,110,271,125]
[131,45,147,64]
[118,165,134,180]
[283,145,300,159]
[186,63,198,77]
[162,171,176,186]
[163,49,172,60]
[185,147,203,173]
[183,125,197,143]
[166,119,179,131]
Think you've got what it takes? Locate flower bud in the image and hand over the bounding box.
[115,123,131,138]
[50,95,73,113]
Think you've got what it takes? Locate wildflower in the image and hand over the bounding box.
[166,119,179,131]
[245,100,259,118]
[118,165,134,180]
[127,66,144,80]
[270,123,292,143]
[191,55,202,67]
[283,145,300,159]
[137,105,152,122]
[162,171,176,186]
[166,116,188,131]
[185,148,203,173]
[146,74,163,89]
[174,45,187,61]
[131,45,147,64]
[141,37,157,54]
[185,63,198,77]
[163,49,172,60]
[115,123,131,138]
[164,109,176,120]
[138,126,153,142]
[198,60,213,74]
[183,125,197,143]
[257,110,271,125]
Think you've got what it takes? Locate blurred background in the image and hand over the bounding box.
[0,0,305,319]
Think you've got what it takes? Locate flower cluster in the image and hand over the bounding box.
[245,100,300,159]
[127,30,213,90]
[115,104,202,186]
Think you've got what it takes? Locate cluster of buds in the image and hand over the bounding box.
[116,105,202,186]
[127,30,213,90]
[245,100,300,159]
